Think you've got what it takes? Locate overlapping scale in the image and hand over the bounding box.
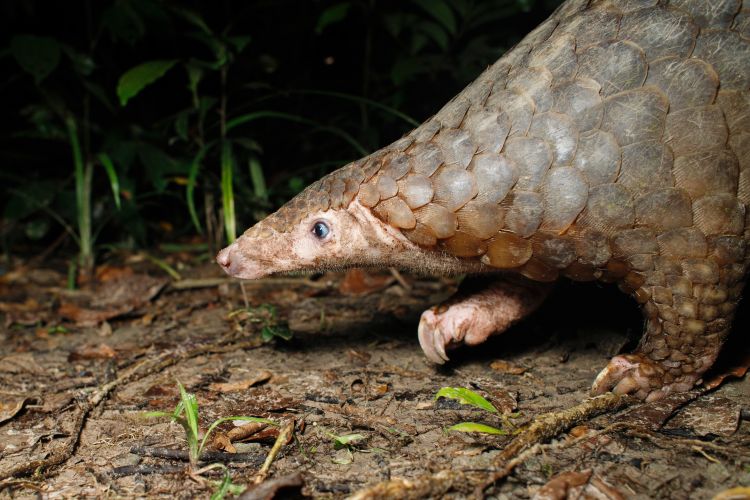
[503,137,553,191]
[645,57,719,111]
[433,166,478,212]
[528,112,579,167]
[398,175,433,209]
[670,0,741,29]
[601,88,668,146]
[469,154,518,203]
[573,130,621,185]
[551,78,603,132]
[540,167,589,231]
[577,40,647,97]
[618,7,698,60]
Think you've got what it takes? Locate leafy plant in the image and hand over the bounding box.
[324,430,366,465]
[229,304,292,342]
[1,0,562,266]
[144,381,275,467]
[435,387,508,435]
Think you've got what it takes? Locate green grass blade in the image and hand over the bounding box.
[248,156,268,202]
[220,141,236,244]
[435,387,498,414]
[446,422,507,435]
[186,145,211,234]
[96,152,121,210]
[65,116,92,271]
[210,469,233,500]
[225,110,368,156]
[143,253,182,281]
[142,411,174,418]
[177,382,200,441]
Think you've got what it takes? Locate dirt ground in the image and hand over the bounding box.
[1,255,749,499]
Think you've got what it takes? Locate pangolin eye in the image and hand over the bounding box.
[312,221,330,239]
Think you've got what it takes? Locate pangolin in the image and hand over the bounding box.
[217,0,750,401]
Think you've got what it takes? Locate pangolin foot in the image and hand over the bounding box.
[591,354,700,402]
[417,302,500,364]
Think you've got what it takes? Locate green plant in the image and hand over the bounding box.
[1,1,562,265]
[435,387,508,435]
[229,304,292,342]
[144,381,275,468]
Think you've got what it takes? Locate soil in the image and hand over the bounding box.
[0,256,749,499]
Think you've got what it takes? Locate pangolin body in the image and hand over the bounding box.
[218,0,750,401]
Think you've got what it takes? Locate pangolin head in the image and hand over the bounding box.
[216,155,421,279]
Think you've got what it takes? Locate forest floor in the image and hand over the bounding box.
[0,251,749,499]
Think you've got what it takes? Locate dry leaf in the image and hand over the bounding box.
[209,370,272,393]
[490,359,527,375]
[533,469,592,500]
[0,396,31,424]
[338,268,393,295]
[227,422,268,441]
[68,343,117,362]
[664,396,740,437]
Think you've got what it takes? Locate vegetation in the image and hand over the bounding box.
[0,0,563,276]
[145,381,274,496]
[435,386,511,435]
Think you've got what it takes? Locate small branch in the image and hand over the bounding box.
[0,336,263,480]
[168,277,333,291]
[348,393,632,500]
[254,420,294,484]
[129,446,264,465]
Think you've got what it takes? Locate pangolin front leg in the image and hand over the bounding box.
[418,276,551,364]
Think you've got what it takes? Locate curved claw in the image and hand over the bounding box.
[591,355,640,395]
[418,310,450,364]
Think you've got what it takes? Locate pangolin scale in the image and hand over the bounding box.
[218,0,750,401]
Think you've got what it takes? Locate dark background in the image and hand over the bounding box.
[0,0,564,265]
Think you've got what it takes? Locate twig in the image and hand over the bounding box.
[348,393,631,500]
[0,336,263,480]
[254,420,294,484]
[388,268,411,291]
[169,277,333,291]
[109,464,185,478]
[129,446,265,465]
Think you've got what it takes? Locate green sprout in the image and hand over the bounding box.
[435,387,508,436]
[144,381,275,467]
[324,431,366,465]
[230,304,292,342]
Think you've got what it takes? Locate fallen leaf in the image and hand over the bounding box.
[237,472,304,500]
[95,265,134,283]
[0,396,31,424]
[704,352,750,390]
[664,396,740,437]
[68,343,117,361]
[209,370,272,393]
[620,390,701,431]
[59,274,167,326]
[490,359,527,375]
[212,431,237,453]
[0,353,45,374]
[338,268,393,295]
[227,421,269,441]
[41,392,74,413]
[0,297,49,326]
[533,469,592,500]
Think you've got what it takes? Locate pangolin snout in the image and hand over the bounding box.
[216,245,236,275]
[216,242,267,279]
